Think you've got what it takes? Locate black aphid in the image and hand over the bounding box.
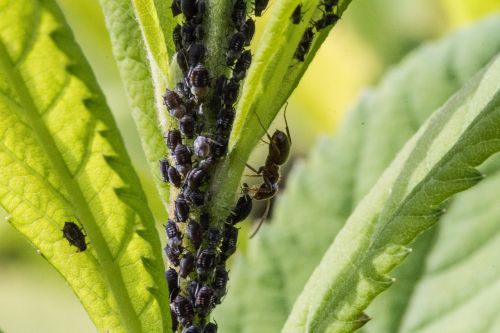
[171,0,182,17]
[184,188,205,207]
[181,0,197,19]
[206,227,221,249]
[166,129,182,151]
[174,144,192,166]
[180,115,195,139]
[187,219,203,249]
[187,167,208,190]
[160,158,169,183]
[188,43,205,66]
[220,225,238,259]
[163,89,187,119]
[196,248,217,280]
[216,107,235,133]
[222,79,239,105]
[242,18,255,46]
[294,26,314,62]
[323,0,339,12]
[173,24,183,51]
[165,268,179,296]
[226,32,246,66]
[175,194,190,222]
[172,295,194,326]
[291,4,303,24]
[233,50,252,81]
[230,184,253,224]
[195,24,204,40]
[314,13,340,31]
[165,244,181,266]
[254,0,269,16]
[231,0,247,27]
[179,252,195,278]
[62,221,87,252]
[203,322,218,333]
[177,49,189,75]
[212,265,228,303]
[182,22,196,47]
[168,165,182,188]
[189,64,210,101]
[195,286,215,316]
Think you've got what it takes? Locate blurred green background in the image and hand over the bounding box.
[1,0,499,331]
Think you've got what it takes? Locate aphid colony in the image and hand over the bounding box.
[161,0,265,331]
[293,0,340,62]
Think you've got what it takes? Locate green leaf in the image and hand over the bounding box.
[0,0,169,331]
[284,52,500,332]
[391,156,500,333]
[215,14,500,333]
[97,0,171,206]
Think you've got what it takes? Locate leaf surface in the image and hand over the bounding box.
[0,0,169,331]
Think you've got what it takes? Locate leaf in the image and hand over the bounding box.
[283,52,500,333]
[0,0,169,332]
[208,0,355,224]
[215,14,500,333]
[97,0,171,206]
[391,155,500,333]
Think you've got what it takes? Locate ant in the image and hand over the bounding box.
[245,103,291,238]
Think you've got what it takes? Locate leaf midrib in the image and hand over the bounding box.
[0,38,142,332]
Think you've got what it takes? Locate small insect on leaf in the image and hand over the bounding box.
[62,222,87,252]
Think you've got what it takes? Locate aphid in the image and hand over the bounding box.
[206,227,221,249]
[180,115,195,138]
[188,43,205,66]
[196,248,217,280]
[182,22,196,47]
[254,0,269,16]
[183,325,201,333]
[160,158,169,183]
[175,144,192,166]
[231,0,247,27]
[200,211,210,230]
[242,18,255,46]
[165,244,181,266]
[168,165,182,188]
[216,107,235,133]
[222,78,239,105]
[173,24,183,51]
[203,322,218,333]
[230,184,253,224]
[165,219,182,240]
[294,27,314,62]
[175,194,190,222]
[290,3,303,24]
[184,188,205,207]
[198,156,216,171]
[212,134,228,158]
[62,221,87,252]
[187,219,203,249]
[322,0,339,12]
[170,308,179,333]
[212,265,228,303]
[172,295,194,326]
[179,252,195,278]
[194,136,211,158]
[314,13,340,31]
[195,24,204,40]
[181,0,197,19]
[233,50,252,81]
[165,268,179,296]
[189,64,210,101]
[188,280,201,302]
[171,0,182,17]
[220,225,238,259]
[163,89,186,119]
[195,286,215,316]
[226,32,246,66]
[166,129,182,151]
[196,0,206,18]
[187,167,208,190]
[215,75,228,99]
[177,49,189,75]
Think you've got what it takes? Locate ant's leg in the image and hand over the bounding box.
[249,199,271,238]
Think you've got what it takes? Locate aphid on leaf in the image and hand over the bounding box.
[290,3,303,24]
[62,221,87,252]
[294,27,314,62]
[314,13,340,31]
[254,0,269,16]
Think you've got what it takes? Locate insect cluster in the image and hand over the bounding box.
[293,0,340,62]
[160,0,267,331]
